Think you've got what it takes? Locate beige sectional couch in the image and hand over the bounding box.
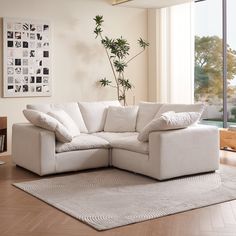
[12,101,220,180]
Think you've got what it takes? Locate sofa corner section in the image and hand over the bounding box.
[148,125,220,180]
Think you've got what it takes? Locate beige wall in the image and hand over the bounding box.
[147,9,160,102]
[0,0,148,155]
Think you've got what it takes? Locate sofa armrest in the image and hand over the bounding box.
[149,125,220,180]
[12,123,56,176]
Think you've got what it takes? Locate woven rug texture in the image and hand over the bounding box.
[13,165,236,230]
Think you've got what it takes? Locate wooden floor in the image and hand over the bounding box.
[1,152,236,236]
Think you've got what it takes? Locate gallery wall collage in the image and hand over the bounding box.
[3,18,51,97]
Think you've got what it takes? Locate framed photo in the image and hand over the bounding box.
[3,18,52,97]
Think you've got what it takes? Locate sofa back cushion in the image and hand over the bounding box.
[104,106,139,132]
[78,100,121,133]
[155,103,205,119]
[136,102,163,132]
[27,102,88,133]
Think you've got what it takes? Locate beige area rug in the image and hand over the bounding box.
[13,165,236,231]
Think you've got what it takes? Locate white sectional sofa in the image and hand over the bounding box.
[12,101,220,180]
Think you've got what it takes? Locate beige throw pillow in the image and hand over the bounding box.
[48,109,80,137]
[78,100,121,133]
[104,106,139,132]
[138,111,200,142]
[27,102,88,133]
[155,103,205,118]
[23,109,73,143]
[136,102,163,132]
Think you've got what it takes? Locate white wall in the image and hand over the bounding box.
[0,0,148,155]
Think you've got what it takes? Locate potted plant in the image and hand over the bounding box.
[93,15,149,105]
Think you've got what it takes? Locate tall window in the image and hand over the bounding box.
[227,0,236,126]
[194,0,236,127]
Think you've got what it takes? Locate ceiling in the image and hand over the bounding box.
[112,0,193,8]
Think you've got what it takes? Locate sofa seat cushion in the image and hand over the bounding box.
[93,132,148,154]
[56,134,110,153]
[93,132,138,142]
[111,135,149,154]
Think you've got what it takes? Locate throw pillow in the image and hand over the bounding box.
[136,102,163,132]
[155,103,205,119]
[53,103,88,133]
[48,109,80,137]
[27,102,88,133]
[104,106,139,132]
[78,100,121,133]
[138,111,200,142]
[23,109,73,143]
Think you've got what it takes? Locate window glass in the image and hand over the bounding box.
[194,0,223,127]
[227,0,236,127]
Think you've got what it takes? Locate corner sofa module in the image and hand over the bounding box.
[12,123,110,176]
[12,101,220,180]
[111,125,219,180]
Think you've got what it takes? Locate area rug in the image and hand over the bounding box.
[13,165,236,231]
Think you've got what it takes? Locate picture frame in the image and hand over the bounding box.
[3,18,52,97]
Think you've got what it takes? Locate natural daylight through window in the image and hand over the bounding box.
[194,0,236,128]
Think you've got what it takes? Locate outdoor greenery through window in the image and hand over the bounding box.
[194,0,236,127]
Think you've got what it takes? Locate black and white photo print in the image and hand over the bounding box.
[3,18,51,97]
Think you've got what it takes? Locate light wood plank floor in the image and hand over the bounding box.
[1,151,236,236]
